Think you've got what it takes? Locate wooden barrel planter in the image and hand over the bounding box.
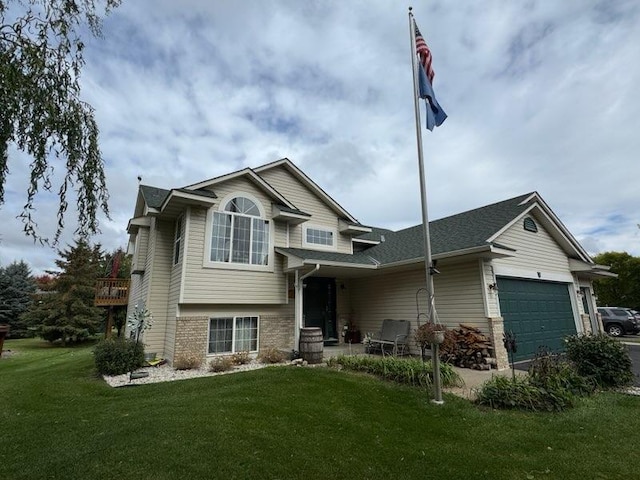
[0,324,9,358]
[299,327,323,364]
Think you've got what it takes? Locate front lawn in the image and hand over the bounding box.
[1,339,639,479]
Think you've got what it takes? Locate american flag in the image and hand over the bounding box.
[415,23,435,84]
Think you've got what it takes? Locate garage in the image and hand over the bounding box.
[497,277,577,362]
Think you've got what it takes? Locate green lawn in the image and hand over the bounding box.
[1,339,639,480]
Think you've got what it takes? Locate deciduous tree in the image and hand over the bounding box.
[1,0,121,243]
[593,251,640,310]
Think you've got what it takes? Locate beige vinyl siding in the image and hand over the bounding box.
[141,219,173,356]
[482,260,500,317]
[132,228,149,273]
[258,166,352,253]
[350,261,488,336]
[493,215,571,275]
[164,217,185,360]
[182,178,287,304]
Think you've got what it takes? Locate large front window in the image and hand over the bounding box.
[210,197,269,265]
[208,316,258,354]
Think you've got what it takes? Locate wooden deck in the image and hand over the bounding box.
[94,278,130,307]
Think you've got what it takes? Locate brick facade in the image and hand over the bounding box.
[172,314,295,364]
[259,315,295,352]
[174,316,208,362]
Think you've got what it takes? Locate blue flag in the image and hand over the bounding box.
[418,62,447,131]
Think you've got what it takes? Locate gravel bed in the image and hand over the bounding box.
[103,359,316,388]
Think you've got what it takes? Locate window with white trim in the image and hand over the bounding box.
[303,225,336,250]
[210,196,270,265]
[208,316,258,354]
[173,216,183,265]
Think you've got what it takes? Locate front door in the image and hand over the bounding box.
[303,277,338,345]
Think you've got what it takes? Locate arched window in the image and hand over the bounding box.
[210,196,270,265]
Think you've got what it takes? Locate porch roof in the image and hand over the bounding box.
[275,247,378,269]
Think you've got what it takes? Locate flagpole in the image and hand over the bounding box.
[408,7,443,405]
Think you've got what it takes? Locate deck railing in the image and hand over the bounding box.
[94,278,130,307]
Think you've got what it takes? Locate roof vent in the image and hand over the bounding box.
[524,217,538,233]
[380,234,386,242]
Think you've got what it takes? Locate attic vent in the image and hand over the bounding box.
[523,217,538,233]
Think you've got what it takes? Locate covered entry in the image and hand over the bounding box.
[497,277,577,361]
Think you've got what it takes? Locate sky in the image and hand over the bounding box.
[1,0,639,274]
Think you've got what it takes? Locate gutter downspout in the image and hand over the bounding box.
[294,264,320,350]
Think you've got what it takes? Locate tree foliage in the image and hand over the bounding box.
[0,260,36,337]
[0,0,121,243]
[592,251,640,310]
[22,237,104,344]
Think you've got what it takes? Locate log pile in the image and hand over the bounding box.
[440,323,496,370]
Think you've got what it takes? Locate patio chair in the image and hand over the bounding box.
[368,319,410,356]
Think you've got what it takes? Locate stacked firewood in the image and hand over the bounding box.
[440,324,496,370]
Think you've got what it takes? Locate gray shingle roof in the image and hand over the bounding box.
[140,185,170,209]
[140,185,217,209]
[357,193,535,265]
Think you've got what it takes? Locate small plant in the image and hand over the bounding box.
[476,374,575,412]
[564,333,634,389]
[173,353,202,370]
[331,355,462,389]
[94,338,145,375]
[258,348,285,364]
[209,356,234,372]
[231,351,251,365]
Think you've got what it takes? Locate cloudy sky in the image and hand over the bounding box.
[1,0,639,274]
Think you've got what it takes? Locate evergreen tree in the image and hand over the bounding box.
[24,238,104,344]
[0,260,36,337]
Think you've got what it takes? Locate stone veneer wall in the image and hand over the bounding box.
[487,316,510,370]
[259,315,295,352]
[580,313,593,335]
[174,316,208,362]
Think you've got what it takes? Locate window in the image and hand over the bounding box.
[208,316,258,354]
[173,216,183,265]
[303,225,336,250]
[210,196,269,266]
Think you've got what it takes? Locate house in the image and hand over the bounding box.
[126,158,613,368]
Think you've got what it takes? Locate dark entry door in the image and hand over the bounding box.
[303,277,337,345]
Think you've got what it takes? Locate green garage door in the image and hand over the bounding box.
[497,277,577,362]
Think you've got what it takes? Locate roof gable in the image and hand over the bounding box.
[254,158,360,224]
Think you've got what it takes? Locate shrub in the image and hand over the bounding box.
[94,338,144,375]
[528,348,594,397]
[330,355,462,389]
[231,351,251,365]
[565,334,634,389]
[476,375,575,412]
[209,356,234,372]
[173,353,203,370]
[258,348,285,364]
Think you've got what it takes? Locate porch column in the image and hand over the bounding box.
[294,270,302,349]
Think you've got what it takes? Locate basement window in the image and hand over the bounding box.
[523,217,538,233]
